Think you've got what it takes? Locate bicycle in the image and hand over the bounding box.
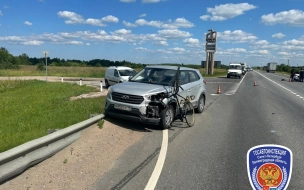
[166,66,195,127]
[173,90,195,127]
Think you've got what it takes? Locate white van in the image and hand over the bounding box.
[105,66,136,87]
[227,63,242,79]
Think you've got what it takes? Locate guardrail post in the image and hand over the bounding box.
[80,79,82,86]
[100,80,103,92]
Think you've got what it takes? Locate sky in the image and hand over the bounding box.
[0,0,304,67]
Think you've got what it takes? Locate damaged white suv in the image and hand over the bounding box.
[104,65,206,129]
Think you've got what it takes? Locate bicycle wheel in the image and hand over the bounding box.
[183,101,195,127]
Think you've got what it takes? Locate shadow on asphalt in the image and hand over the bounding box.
[104,115,191,132]
[104,116,163,132]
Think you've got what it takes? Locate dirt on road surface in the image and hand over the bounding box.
[0,76,146,190]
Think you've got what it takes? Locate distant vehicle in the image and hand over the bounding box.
[240,62,248,75]
[227,63,242,79]
[105,66,137,87]
[267,62,277,73]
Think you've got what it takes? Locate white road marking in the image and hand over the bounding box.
[145,129,168,190]
[206,82,234,83]
[256,71,304,102]
[223,74,247,95]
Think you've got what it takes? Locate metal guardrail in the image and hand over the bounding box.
[0,114,104,184]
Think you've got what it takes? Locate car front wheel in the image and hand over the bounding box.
[105,80,109,88]
[159,105,174,129]
[195,95,205,113]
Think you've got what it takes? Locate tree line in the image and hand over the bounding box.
[0,47,146,69]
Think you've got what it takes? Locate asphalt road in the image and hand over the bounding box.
[88,70,304,190]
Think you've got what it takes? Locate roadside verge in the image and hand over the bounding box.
[0,114,104,184]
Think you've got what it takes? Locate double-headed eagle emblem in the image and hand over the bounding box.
[259,166,281,186]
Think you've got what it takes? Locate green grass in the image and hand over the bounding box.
[0,65,107,78]
[0,80,106,153]
[98,119,105,129]
[0,65,227,78]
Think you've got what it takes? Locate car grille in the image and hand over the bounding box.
[112,92,144,104]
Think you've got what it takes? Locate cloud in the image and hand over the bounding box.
[57,11,118,26]
[142,0,162,3]
[157,29,192,39]
[261,9,304,26]
[282,39,304,46]
[0,36,25,42]
[4,6,9,9]
[86,43,90,46]
[277,52,291,56]
[272,33,285,38]
[169,47,186,52]
[183,38,201,47]
[120,0,136,2]
[123,21,137,27]
[62,41,83,45]
[218,30,258,43]
[21,40,44,45]
[135,47,148,50]
[153,40,168,46]
[111,29,132,35]
[135,19,162,27]
[200,3,257,21]
[134,17,194,29]
[85,18,106,26]
[162,18,195,29]
[0,11,2,16]
[57,11,84,24]
[139,14,146,17]
[248,50,270,55]
[227,48,247,53]
[102,15,119,23]
[24,21,33,26]
[254,40,269,45]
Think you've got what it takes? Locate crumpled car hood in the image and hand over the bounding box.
[111,82,173,95]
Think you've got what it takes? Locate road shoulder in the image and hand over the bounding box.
[0,120,144,190]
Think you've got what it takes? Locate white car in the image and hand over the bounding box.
[105,66,137,87]
[104,65,207,129]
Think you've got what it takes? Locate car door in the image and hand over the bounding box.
[107,69,115,86]
[113,69,120,84]
[177,70,190,105]
[187,70,201,106]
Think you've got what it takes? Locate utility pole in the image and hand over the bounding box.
[42,51,49,82]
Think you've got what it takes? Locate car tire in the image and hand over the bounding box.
[159,105,174,129]
[105,80,109,88]
[227,75,230,78]
[195,95,205,113]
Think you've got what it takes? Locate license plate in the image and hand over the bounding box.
[114,104,132,111]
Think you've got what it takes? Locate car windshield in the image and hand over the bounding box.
[118,69,137,76]
[130,68,177,86]
[229,65,241,69]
